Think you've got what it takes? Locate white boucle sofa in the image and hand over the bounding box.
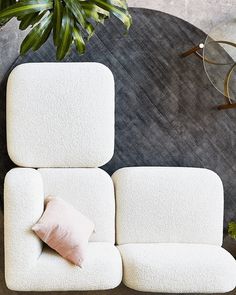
[4,62,236,292]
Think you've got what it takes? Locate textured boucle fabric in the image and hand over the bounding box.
[4,168,121,291]
[113,167,224,245]
[7,62,115,168]
[38,168,115,243]
[6,243,122,292]
[118,243,236,293]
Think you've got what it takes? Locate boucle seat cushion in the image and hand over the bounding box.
[118,243,236,293]
[10,243,122,292]
[7,62,114,168]
[4,168,121,291]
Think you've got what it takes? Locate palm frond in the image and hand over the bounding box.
[0,0,132,60]
[20,11,53,54]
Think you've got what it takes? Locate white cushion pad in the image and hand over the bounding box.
[119,243,236,293]
[7,243,122,291]
[113,167,223,245]
[7,62,114,167]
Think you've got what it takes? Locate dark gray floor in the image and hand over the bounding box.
[0,8,236,230]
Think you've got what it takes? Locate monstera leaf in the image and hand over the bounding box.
[0,0,132,60]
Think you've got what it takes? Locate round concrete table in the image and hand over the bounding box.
[0,8,236,226]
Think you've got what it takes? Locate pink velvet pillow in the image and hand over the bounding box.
[32,196,95,267]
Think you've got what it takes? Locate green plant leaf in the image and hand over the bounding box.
[80,3,109,25]
[81,3,110,17]
[19,10,48,30]
[32,13,53,51]
[228,221,236,240]
[106,0,127,10]
[19,12,38,30]
[20,12,53,54]
[85,22,95,39]
[0,0,53,20]
[83,8,100,23]
[2,0,132,60]
[96,13,107,24]
[91,0,132,30]
[56,7,73,60]
[0,0,16,25]
[64,0,86,28]
[64,0,96,40]
[17,15,26,21]
[53,0,63,45]
[0,0,15,11]
[73,25,85,54]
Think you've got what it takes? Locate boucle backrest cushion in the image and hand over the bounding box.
[39,168,115,243]
[113,167,224,245]
[7,62,114,167]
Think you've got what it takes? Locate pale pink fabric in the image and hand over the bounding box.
[32,196,95,267]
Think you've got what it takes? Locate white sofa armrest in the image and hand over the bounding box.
[4,168,44,290]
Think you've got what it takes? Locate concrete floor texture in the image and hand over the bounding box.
[0,0,236,294]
